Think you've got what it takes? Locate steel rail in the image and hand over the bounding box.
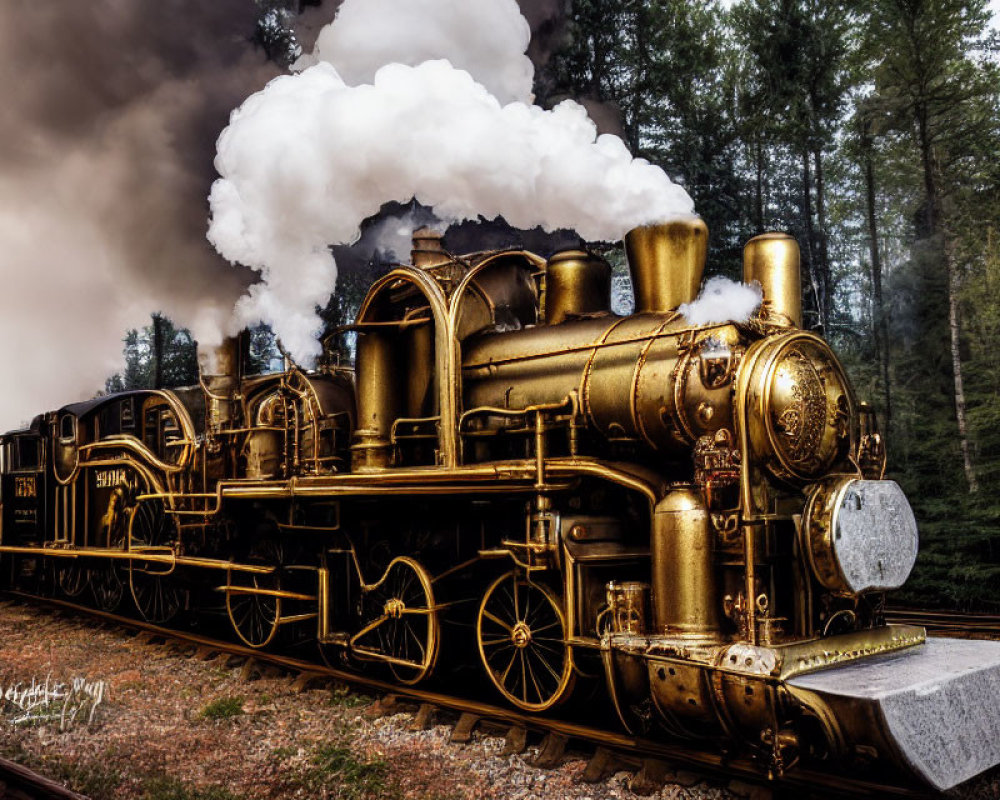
[1,591,940,800]
[0,755,90,800]
[886,607,1000,638]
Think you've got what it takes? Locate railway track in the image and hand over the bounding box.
[0,755,89,800]
[885,608,1000,639]
[0,592,952,800]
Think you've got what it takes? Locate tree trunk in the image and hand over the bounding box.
[800,150,821,331]
[812,147,832,333]
[944,232,979,493]
[754,136,764,231]
[862,140,892,436]
[152,313,165,390]
[913,98,977,492]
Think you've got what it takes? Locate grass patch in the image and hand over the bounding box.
[199,695,244,720]
[140,775,242,800]
[328,684,370,708]
[296,743,395,799]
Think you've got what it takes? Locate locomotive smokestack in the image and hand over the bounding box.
[200,335,243,432]
[411,227,451,269]
[624,219,708,313]
[742,233,802,328]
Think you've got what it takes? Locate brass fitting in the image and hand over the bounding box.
[742,233,802,328]
[544,250,611,324]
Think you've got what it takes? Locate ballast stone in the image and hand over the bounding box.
[788,637,1000,791]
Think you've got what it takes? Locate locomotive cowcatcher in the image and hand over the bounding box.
[3,219,999,791]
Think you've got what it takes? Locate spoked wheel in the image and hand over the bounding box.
[55,561,87,598]
[128,500,183,624]
[477,570,575,712]
[226,538,283,649]
[90,563,124,612]
[350,557,439,685]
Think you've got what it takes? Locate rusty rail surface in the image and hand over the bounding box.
[886,607,1000,639]
[1,592,943,800]
[0,755,90,800]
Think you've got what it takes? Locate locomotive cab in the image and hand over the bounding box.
[0,425,47,548]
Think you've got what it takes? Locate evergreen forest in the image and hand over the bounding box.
[110,0,1000,610]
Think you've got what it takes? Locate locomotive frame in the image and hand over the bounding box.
[1,219,993,791]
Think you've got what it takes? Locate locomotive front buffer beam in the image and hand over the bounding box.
[605,626,1000,791]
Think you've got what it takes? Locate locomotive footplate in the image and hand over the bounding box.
[787,637,1000,791]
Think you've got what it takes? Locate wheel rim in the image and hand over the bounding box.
[90,563,124,611]
[128,500,182,624]
[56,563,87,598]
[350,557,439,685]
[477,571,574,712]
[226,539,283,649]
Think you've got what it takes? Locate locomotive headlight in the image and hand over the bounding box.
[801,476,919,595]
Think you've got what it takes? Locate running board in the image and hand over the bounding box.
[787,637,1000,791]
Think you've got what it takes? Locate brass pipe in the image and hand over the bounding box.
[743,522,759,645]
[534,411,546,491]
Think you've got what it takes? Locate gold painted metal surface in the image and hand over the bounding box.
[624,218,708,313]
[743,233,802,328]
[737,331,856,485]
[544,250,611,324]
[351,330,398,471]
[476,570,575,712]
[651,487,721,641]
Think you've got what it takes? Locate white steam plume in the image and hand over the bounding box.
[209,0,695,364]
[367,210,446,262]
[295,0,534,104]
[679,277,763,326]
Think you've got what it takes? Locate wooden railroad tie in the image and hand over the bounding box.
[530,732,569,768]
[450,712,481,743]
[502,725,528,755]
[581,746,628,783]
[411,703,436,731]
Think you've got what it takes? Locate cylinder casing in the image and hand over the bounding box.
[651,487,720,639]
[351,331,399,471]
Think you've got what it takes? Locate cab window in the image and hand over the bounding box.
[120,398,135,431]
[59,415,76,442]
[13,436,40,471]
[142,403,183,463]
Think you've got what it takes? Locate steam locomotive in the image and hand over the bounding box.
[2,220,999,791]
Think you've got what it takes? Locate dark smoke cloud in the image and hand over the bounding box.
[0,1,278,428]
[516,0,570,73]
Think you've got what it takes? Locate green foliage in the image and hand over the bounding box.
[542,0,1000,608]
[327,683,371,708]
[199,695,245,720]
[105,313,199,392]
[140,776,242,800]
[295,743,395,800]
